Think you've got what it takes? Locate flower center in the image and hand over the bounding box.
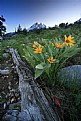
[66,39,70,43]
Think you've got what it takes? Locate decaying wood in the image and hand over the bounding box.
[8,48,61,121]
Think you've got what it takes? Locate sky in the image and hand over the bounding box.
[0,0,81,33]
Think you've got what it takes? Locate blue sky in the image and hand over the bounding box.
[0,0,81,32]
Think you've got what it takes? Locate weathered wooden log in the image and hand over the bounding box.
[8,48,61,121]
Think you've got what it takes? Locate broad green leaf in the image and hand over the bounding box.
[35,64,44,69]
[35,68,44,79]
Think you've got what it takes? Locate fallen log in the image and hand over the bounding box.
[8,48,61,121]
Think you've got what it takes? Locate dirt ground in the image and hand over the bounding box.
[0,56,19,103]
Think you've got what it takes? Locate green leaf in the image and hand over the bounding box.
[35,68,44,79]
[27,46,40,61]
[35,64,44,69]
[48,45,53,56]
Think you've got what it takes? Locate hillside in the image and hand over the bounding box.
[0,23,81,121]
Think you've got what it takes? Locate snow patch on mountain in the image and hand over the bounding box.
[28,22,46,31]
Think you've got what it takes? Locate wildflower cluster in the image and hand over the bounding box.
[24,35,79,85]
[33,41,56,64]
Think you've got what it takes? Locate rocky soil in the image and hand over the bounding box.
[0,53,21,121]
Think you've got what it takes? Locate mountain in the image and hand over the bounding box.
[28,22,46,31]
[74,18,81,24]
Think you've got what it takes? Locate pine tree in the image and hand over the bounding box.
[17,24,22,33]
[0,15,6,36]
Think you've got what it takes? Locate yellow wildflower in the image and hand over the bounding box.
[64,35,76,47]
[52,43,54,47]
[33,43,37,49]
[47,57,56,63]
[34,45,42,54]
[55,43,63,48]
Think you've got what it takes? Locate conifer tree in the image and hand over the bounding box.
[0,15,6,36]
[17,24,22,33]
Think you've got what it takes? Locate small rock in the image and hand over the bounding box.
[8,85,12,90]
[10,97,17,104]
[3,102,7,109]
[0,69,10,75]
[5,67,9,70]
[3,53,10,59]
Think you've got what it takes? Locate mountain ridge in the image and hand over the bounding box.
[27,22,46,31]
